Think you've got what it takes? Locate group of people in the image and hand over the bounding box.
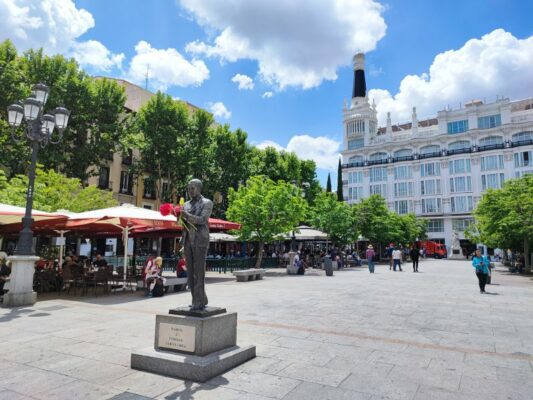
[363,244,421,274]
[141,255,188,297]
[0,252,11,300]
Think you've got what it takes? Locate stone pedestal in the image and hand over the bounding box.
[131,308,255,382]
[449,249,463,260]
[2,255,38,308]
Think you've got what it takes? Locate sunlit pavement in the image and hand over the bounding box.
[1,259,532,399]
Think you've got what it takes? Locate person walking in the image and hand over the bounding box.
[387,244,394,270]
[365,245,376,273]
[409,246,420,272]
[472,249,490,294]
[392,247,403,271]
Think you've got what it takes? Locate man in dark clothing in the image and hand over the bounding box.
[409,247,420,272]
[93,254,108,268]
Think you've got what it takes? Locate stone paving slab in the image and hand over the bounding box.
[0,260,532,399]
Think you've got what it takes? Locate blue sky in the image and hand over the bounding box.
[1,0,532,186]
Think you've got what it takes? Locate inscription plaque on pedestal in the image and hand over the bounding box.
[158,323,196,352]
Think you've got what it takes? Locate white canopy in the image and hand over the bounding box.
[210,232,239,242]
[0,203,66,226]
[284,225,329,241]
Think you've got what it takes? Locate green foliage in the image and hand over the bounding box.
[351,195,424,248]
[472,175,533,271]
[0,40,126,181]
[326,173,332,192]
[309,191,355,245]
[227,176,307,244]
[0,167,118,212]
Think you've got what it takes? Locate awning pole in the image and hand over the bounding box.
[123,226,129,291]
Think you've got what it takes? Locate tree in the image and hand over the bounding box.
[326,173,332,192]
[352,195,400,256]
[130,91,189,205]
[337,158,343,201]
[0,167,117,212]
[309,191,355,246]
[226,176,307,268]
[472,175,533,272]
[0,41,127,181]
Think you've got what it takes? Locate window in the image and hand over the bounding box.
[394,166,412,180]
[452,219,473,232]
[348,187,363,201]
[122,149,133,165]
[421,179,441,195]
[479,136,503,146]
[448,140,470,151]
[478,114,501,129]
[120,171,133,194]
[447,119,469,134]
[349,155,364,164]
[369,152,388,161]
[451,196,473,213]
[394,200,411,215]
[449,176,472,193]
[370,167,387,182]
[515,170,533,178]
[481,155,504,171]
[394,148,412,158]
[421,162,440,177]
[161,182,171,202]
[422,198,442,214]
[348,138,364,150]
[481,173,505,191]
[514,151,532,168]
[98,167,110,190]
[370,184,387,197]
[347,120,365,135]
[512,131,533,143]
[348,171,363,184]
[420,145,440,155]
[394,182,414,197]
[143,179,155,199]
[427,219,444,232]
[449,159,471,175]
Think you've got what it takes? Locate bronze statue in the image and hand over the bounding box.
[181,179,213,310]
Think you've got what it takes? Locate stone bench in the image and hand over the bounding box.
[233,269,266,282]
[138,276,188,292]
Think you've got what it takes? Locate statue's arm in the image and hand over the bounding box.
[186,200,213,225]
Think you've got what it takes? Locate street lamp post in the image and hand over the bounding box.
[3,83,70,307]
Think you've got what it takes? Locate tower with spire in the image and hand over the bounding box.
[342,53,378,153]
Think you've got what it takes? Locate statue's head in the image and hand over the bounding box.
[187,179,203,199]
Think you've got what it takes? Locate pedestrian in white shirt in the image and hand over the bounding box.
[392,248,403,271]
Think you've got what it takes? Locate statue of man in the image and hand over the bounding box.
[180,179,213,310]
[451,230,460,250]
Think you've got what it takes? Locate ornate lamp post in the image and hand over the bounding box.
[3,83,70,307]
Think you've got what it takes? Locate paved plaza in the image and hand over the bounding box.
[0,259,532,400]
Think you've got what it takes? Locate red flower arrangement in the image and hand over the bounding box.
[160,201,194,231]
[159,203,181,217]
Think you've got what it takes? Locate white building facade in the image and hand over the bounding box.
[341,53,533,250]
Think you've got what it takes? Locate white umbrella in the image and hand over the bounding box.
[284,225,329,241]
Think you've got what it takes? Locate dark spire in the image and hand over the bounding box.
[352,53,366,98]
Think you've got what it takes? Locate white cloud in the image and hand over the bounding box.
[69,40,124,72]
[262,91,274,99]
[231,73,254,90]
[0,0,124,71]
[126,41,209,90]
[257,135,340,170]
[369,29,533,125]
[208,101,231,119]
[181,0,386,90]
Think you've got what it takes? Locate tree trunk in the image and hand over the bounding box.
[255,241,264,269]
[525,237,531,273]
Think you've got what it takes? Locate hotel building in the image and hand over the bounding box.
[341,54,533,250]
